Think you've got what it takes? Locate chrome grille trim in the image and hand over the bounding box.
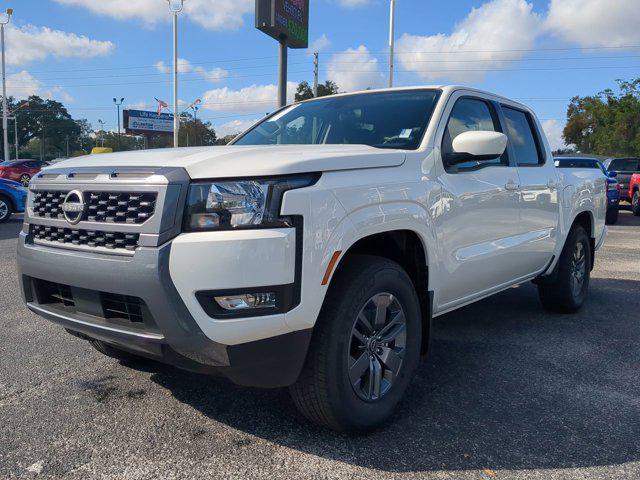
[32,190,158,224]
[25,166,190,254]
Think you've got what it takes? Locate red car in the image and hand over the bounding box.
[0,159,49,186]
[630,173,640,216]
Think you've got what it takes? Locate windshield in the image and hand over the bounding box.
[233,90,441,150]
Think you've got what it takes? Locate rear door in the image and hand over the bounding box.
[500,104,559,273]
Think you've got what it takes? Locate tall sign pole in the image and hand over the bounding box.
[1,9,13,163]
[278,39,288,107]
[388,0,395,88]
[256,0,309,108]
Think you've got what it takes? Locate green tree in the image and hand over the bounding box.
[295,80,340,102]
[564,78,640,156]
[178,117,217,147]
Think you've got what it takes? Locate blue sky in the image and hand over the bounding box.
[3,0,639,147]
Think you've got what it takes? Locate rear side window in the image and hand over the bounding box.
[608,158,639,171]
[442,97,506,171]
[555,159,599,169]
[502,107,545,166]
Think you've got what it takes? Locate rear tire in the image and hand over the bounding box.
[0,196,12,223]
[605,206,619,225]
[538,225,591,313]
[632,191,640,216]
[289,255,422,432]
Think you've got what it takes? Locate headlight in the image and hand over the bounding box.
[183,174,319,231]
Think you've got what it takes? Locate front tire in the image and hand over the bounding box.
[90,339,148,364]
[632,191,640,216]
[538,225,591,313]
[289,255,422,432]
[0,196,12,223]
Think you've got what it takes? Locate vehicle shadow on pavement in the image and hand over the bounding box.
[0,219,22,241]
[150,278,640,473]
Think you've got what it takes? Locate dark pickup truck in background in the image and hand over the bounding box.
[604,158,640,203]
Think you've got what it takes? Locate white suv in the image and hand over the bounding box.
[18,86,607,431]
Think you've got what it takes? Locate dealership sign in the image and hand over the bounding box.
[124,110,173,135]
[255,0,309,49]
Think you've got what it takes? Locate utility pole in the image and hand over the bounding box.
[12,116,17,159]
[1,9,13,163]
[98,119,105,147]
[65,135,70,158]
[388,0,395,88]
[113,98,124,151]
[168,0,184,148]
[313,52,319,97]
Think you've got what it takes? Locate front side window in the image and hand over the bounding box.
[442,97,505,171]
[502,107,544,166]
[233,90,441,150]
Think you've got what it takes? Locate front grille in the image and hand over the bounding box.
[31,224,140,251]
[32,190,157,224]
[101,293,144,323]
[32,279,155,329]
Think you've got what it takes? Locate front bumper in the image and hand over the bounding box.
[17,233,311,388]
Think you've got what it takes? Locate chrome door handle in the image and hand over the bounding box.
[505,181,520,191]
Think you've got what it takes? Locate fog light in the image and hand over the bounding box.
[215,292,277,311]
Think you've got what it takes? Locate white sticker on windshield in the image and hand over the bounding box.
[399,129,412,139]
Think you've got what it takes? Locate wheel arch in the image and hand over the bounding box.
[0,192,15,211]
[327,229,432,354]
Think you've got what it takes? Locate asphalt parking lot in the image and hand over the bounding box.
[1,211,639,480]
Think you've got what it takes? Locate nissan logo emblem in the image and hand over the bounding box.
[61,190,86,225]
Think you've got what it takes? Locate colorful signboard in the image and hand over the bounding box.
[124,110,173,136]
[255,0,309,49]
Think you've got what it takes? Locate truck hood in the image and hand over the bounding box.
[52,145,406,179]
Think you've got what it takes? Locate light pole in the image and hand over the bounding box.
[1,8,13,162]
[168,0,184,148]
[388,0,395,88]
[98,119,105,147]
[113,97,124,151]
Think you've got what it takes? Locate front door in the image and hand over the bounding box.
[434,95,525,311]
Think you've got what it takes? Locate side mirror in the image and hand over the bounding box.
[607,170,618,178]
[447,131,508,165]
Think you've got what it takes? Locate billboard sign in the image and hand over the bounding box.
[124,110,173,135]
[255,0,309,49]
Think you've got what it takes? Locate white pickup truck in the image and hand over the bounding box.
[17,86,607,431]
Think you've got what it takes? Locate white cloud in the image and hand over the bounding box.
[214,118,260,137]
[126,101,150,110]
[55,0,253,31]
[327,46,385,92]
[396,0,541,82]
[339,0,370,7]
[546,0,640,47]
[542,119,567,151]
[155,58,228,83]
[6,24,113,66]
[310,34,331,53]
[201,83,297,113]
[6,70,73,102]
